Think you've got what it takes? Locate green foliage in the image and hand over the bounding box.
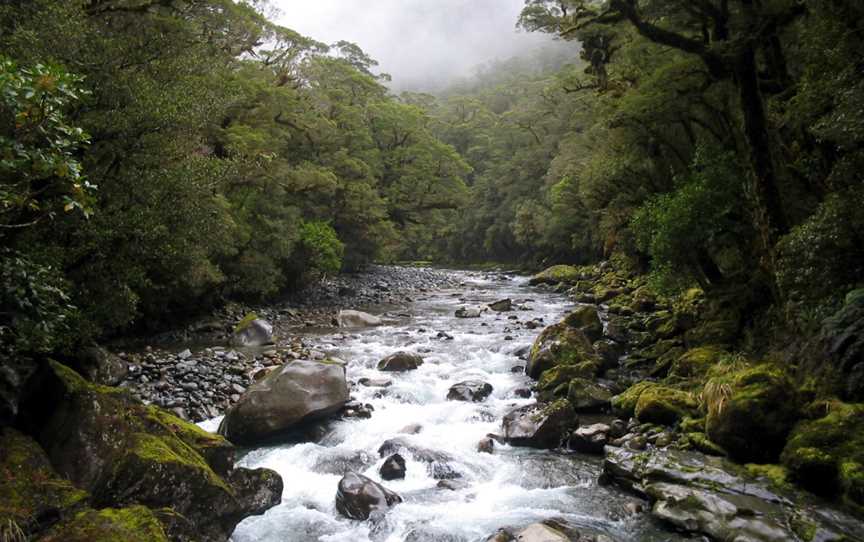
[631,147,749,292]
[0,249,77,354]
[0,57,94,229]
[297,221,344,276]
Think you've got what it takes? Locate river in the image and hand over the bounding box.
[201,270,689,541]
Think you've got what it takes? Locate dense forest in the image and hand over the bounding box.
[2,0,864,540]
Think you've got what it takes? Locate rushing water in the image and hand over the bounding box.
[202,270,688,542]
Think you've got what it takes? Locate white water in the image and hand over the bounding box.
[203,271,684,542]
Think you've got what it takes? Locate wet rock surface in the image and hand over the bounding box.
[335,472,402,520]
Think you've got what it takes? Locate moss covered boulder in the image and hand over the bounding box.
[34,362,282,541]
[781,402,864,511]
[566,378,613,413]
[563,305,603,342]
[528,265,581,286]
[669,346,726,379]
[634,385,697,425]
[704,364,799,464]
[0,427,89,536]
[526,321,597,380]
[37,506,169,542]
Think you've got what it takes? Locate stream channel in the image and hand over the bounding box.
[200,270,691,541]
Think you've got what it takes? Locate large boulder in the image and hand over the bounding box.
[528,265,581,286]
[38,506,171,542]
[335,472,402,520]
[820,289,864,400]
[377,351,424,372]
[501,401,575,449]
[220,359,348,445]
[781,401,864,511]
[611,382,697,426]
[603,446,863,542]
[32,362,282,541]
[232,316,273,346]
[526,322,596,380]
[704,364,798,463]
[337,309,382,327]
[447,380,493,402]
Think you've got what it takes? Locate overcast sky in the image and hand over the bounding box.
[269,0,557,91]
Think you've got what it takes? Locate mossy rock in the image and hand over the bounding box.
[683,432,727,456]
[684,319,740,347]
[36,361,281,541]
[610,381,656,417]
[566,378,612,413]
[563,306,603,341]
[781,402,864,511]
[0,427,89,534]
[705,364,799,464]
[528,265,581,285]
[526,322,596,380]
[634,385,698,425]
[536,363,598,399]
[669,346,726,379]
[233,312,259,334]
[37,506,169,542]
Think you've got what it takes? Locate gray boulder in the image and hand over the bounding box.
[337,309,383,327]
[335,472,402,520]
[233,318,273,347]
[455,306,485,318]
[378,351,423,371]
[488,299,513,312]
[447,380,493,402]
[568,423,610,454]
[72,345,128,385]
[501,402,575,449]
[219,359,349,445]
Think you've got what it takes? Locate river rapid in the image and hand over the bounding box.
[201,270,687,542]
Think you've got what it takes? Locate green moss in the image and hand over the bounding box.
[634,385,697,425]
[49,360,122,396]
[130,433,231,494]
[0,427,89,528]
[679,416,705,433]
[705,364,799,463]
[745,464,791,490]
[669,346,726,379]
[39,506,169,542]
[684,432,726,456]
[782,402,864,510]
[233,312,259,334]
[529,265,581,285]
[611,381,656,417]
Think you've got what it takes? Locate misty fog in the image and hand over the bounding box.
[271,0,566,91]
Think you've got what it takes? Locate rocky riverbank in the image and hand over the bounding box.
[100,266,465,422]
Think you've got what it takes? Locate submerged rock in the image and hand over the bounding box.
[501,401,575,449]
[455,306,485,318]
[488,298,513,312]
[335,472,402,520]
[337,309,383,327]
[447,380,493,402]
[219,359,349,445]
[377,351,424,371]
[477,437,495,454]
[379,453,406,481]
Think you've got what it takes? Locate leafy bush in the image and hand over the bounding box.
[297,220,344,277]
[631,146,749,292]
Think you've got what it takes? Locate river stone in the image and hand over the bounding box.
[377,437,460,479]
[219,359,349,445]
[337,309,382,327]
[378,351,424,371]
[233,318,273,347]
[564,306,603,342]
[501,402,576,449]
[379,453,406,480]
[335,472,402,520]
[489,298,513,312]
[603,446,863,541]
[447,380,493,402]
[514,523,570,542]
[477,437,495,454]
[568,423,609,455]
[455,306,485,318]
